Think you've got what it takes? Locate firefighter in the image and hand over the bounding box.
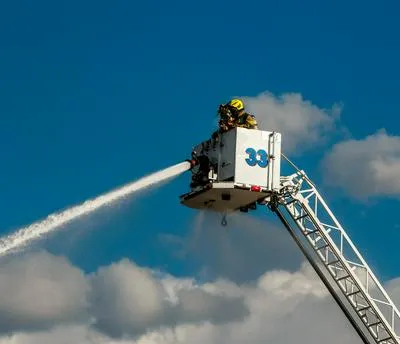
[217,98,258,133]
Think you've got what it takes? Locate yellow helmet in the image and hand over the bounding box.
[228,98,244,111]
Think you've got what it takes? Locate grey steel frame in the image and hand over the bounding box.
[269,168,400,344]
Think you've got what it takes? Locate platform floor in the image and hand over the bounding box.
[180,183,270,212]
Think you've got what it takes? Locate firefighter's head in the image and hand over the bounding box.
[227,98,245,116]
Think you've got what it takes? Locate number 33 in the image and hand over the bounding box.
[245,148,268,168]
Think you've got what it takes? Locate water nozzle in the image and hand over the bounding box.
[185,159,199,169]
[185,158,199,170]
[184,151,200,170]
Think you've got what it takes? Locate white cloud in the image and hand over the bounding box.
[89,258,248,339]
[0,251,247,340]
[0,251,89,334]
[0,325,97,344]
[321,129,400,199]
[88,258,166,338]
[2,261,396,344]
[241,91,343,154]
[0,250,399,344]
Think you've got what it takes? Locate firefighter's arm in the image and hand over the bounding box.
[220,120,234,132]
[246,114,258,129]
[219,121,228,131]
[219,111,234,127]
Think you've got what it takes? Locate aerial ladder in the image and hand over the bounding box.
[181,127,400,344]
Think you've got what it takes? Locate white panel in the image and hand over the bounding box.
[234,128,281,189]
[218,129,236,181]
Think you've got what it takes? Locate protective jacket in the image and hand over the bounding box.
[235,112,258,129]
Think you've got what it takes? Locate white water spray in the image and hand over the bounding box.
[0,161,191,257]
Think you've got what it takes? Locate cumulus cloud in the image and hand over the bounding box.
[4,262,399,344]
[0,250,399,344]
[241,91,343,154]
[0,251,248,340]
[88,258,166,338]
[0,325,99,344]
[321,129,400,199]
[89,259,249,339]
[0,251,89,334]
[118,265,400,344]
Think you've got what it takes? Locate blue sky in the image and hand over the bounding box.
[1,0,400,288]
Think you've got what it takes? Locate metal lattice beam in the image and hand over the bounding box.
[270,170,400,344]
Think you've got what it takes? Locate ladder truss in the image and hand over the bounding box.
[270,170,400,344]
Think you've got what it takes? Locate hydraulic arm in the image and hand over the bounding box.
[269,168,400,344]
